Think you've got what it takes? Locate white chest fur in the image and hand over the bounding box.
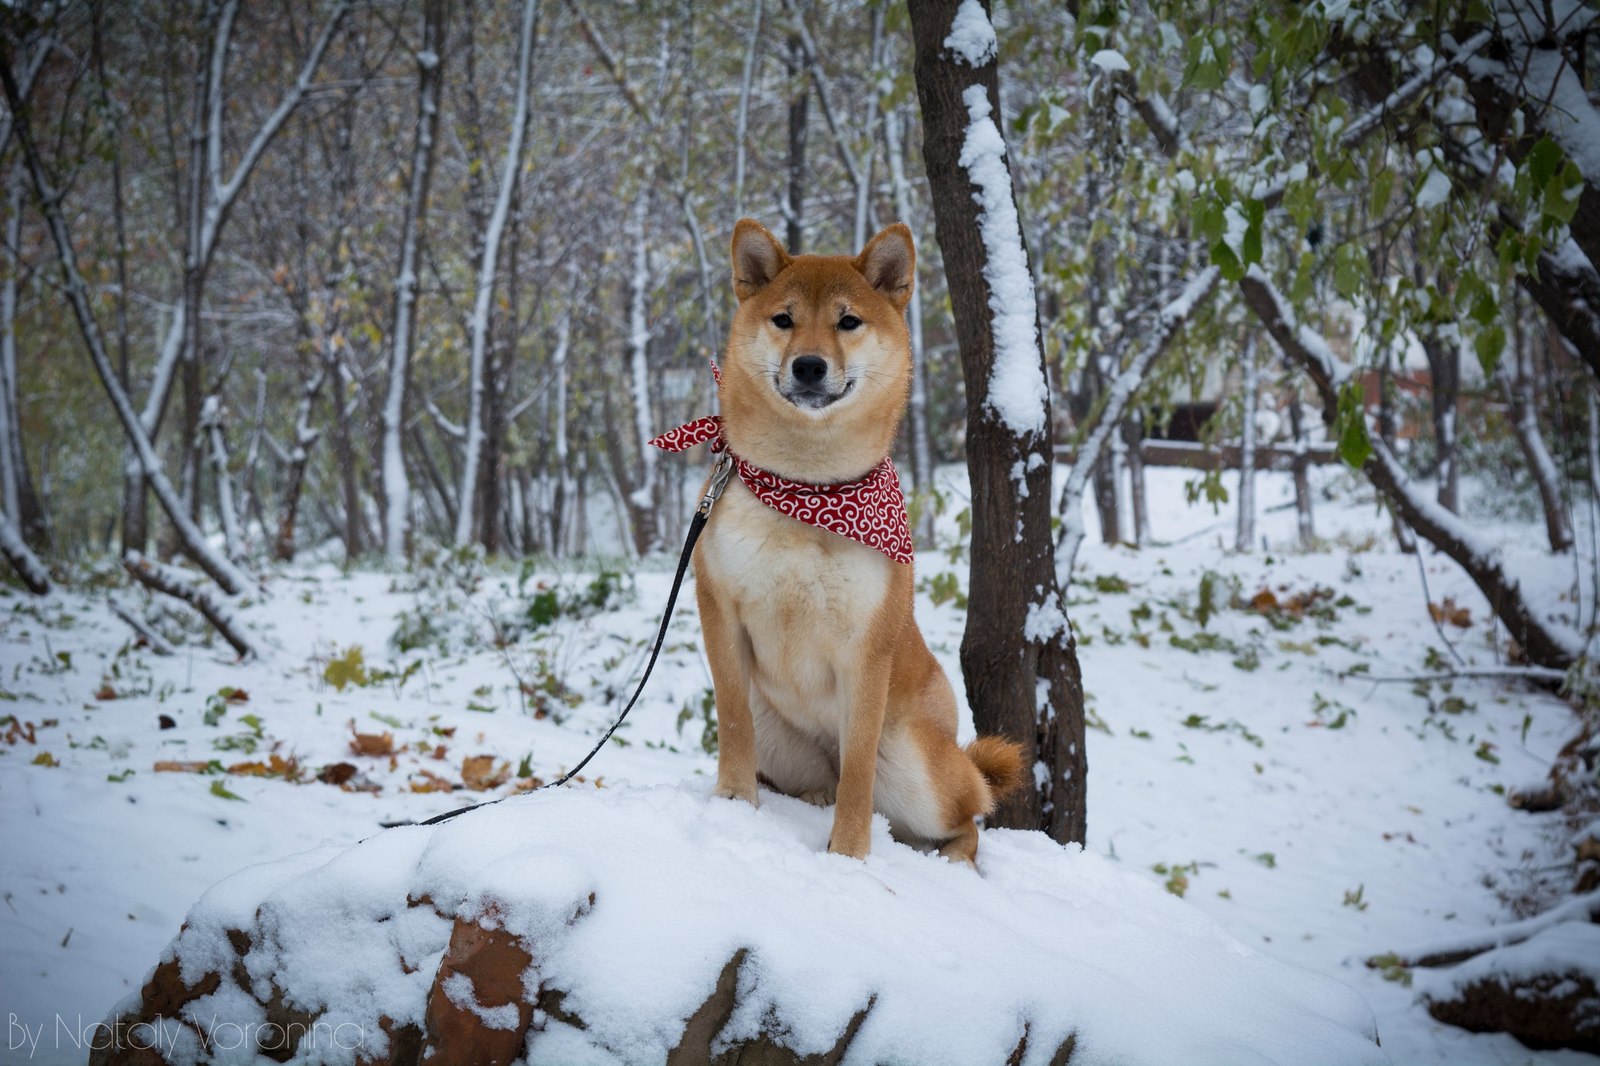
[697,477,893,735]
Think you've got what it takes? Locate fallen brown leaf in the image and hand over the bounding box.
[409,768,454,794]
[318,762,357,786]
[349,730,395,757]
[461,754,509,792]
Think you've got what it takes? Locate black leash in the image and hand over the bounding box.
[415,455,735,828]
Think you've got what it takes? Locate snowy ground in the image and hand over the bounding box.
[0,464,1592,1065]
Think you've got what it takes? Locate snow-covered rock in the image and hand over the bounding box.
[93,782,1386,1065]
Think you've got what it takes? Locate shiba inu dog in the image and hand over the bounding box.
[687,219,1026,865]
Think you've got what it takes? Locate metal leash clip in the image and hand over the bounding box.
[698,453,735,516]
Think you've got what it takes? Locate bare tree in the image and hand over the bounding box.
[379,0,448,561]
[454,0,538,547]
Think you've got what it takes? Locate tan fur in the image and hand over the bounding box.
[695,218,1027,866]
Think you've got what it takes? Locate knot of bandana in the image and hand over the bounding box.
[647,362,914,565]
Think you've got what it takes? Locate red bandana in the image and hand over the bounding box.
[648,365,914,565]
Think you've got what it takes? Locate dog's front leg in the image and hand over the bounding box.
[828,667,891,858]
[697,581,759,806]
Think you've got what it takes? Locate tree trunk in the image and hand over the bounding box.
[0,167,48,550]
[1287,391,1315,548]
[624,194,661,555]
[1124,415,1149,546]
[1236,337,1259,552]
[885,106,934,544]
[911,0,1087,845]
[1421,335,1461,514]
[455,0,538,549]
[1498,329,1572,553]
[1377,359,1418,553]
[783,33,808,254]
[380,0,448,561]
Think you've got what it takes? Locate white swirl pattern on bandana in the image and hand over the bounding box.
[648,411,914,566]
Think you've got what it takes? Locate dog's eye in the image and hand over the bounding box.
[771,312,793,330]
[838,315,862,331]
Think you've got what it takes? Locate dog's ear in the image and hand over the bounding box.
[855,223,915,311]
[732,219,790,302]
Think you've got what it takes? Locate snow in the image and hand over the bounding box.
[1415,151,1452,210]
[121,782,1386,1065]
[942,0,997,67]
[1089,49,1130,74]
[1416,923,1600,1002]
[0,465,1594,1064]
[957,85,1049,438]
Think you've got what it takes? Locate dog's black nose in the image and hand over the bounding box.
[791,355,828,388]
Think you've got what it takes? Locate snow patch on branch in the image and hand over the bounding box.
[944,0,997,67]
[1090,49,1130,74]
[958,85,1048,438]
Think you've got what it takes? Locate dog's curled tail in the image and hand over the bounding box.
[966,736,1029,805]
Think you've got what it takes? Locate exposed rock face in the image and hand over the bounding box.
[89,783,1387,1065]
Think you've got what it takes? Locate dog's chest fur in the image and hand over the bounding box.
[698,476,892,736]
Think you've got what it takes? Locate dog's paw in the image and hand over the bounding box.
[826,832,870,860]
[714,781,759,807]
[796,785,837,808]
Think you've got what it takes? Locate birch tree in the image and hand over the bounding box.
[380,0,448,561]
[911,0,1087,844]
[454,0,539,547]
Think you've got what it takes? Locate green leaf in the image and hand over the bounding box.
[1474,324,1506,379]
[1526,137,1563,188]
[323,646,369,691]
[210,779,246,801]
[1210,240,1244,282]
[1369,169,1395,218]
[1335,381,1372,470]
[1332,246,1366,300]
[1542,162,1583,224]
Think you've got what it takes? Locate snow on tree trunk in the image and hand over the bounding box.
[273,367,324,562]
[381,0,447,562]
[1288,393,1316,548]
[1124,416,1150,546]
[885,105,934,543]
[1236,337,1259,553]
[1242,268,1582,670]
[453,0,539,549]
[550,311,572,559]
[625,194,661,556]
[1422,335,1461,514]
[1,163,46,548]
[911,0,1086,844]
[1497,345,1573,553]
[200,396,244,563]
[0,509,49,595]
[1376,359,1418,554]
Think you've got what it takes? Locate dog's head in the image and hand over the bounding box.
[719,219,915,483]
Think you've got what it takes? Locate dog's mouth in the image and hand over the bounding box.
[777,377,854,412]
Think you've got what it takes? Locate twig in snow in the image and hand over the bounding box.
[1412,550,1467,668]
[123,552,255,660]
[1338,666,1567,686]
